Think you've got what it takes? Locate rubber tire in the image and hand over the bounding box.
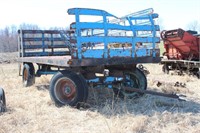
[195,69,200,79]
[113,68,147,99]
[22,63,35,87]
[0,87,6,112]
[77,74,89,102]
[197,72,200,79]
[162,64,169,74]
[49,71,88,107]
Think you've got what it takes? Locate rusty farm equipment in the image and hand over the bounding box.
[161,28,200,78]
[17,8,184,107]
[0,87,6,112]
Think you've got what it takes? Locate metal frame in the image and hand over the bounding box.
[161,59,200,68]
[16,8,187,105]
[18,8,160,69]
[68,8,160,59]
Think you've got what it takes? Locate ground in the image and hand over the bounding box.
[0,53,200,133]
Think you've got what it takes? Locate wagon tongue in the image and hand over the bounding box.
[123,87,186,101]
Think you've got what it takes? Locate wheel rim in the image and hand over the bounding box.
[121,72,141,97]
[23,68,28,85]
[114,70,146,98]
[54,77,77,104]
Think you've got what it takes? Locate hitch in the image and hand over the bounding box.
[123,87,186,101]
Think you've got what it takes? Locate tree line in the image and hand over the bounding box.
[0,23,66,53]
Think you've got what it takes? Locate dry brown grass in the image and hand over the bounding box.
[0,58,200,132]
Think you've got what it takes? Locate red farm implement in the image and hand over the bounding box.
[161,28,200,78]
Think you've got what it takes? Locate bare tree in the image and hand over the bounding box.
[157,18,165,32]
[0,25,24,52]
[0,23,67,53]
[0,27,12,52]
[187,20,199,32]
[49,27,68,30]
[19,23,40,30]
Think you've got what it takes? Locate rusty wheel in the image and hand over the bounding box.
[0,87,6,112]
[22,63,35,87]
[49,71,86,107]
[113,68,147,99]
[55,78,77,103]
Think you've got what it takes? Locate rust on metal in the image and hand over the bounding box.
[123,87,185,100]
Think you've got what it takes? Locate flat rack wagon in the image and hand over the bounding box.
[18,8,161,107]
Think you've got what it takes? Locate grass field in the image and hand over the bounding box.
[0,53,200,133]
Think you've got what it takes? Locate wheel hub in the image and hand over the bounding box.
[54,78,77,103]
[64,86,72,95]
